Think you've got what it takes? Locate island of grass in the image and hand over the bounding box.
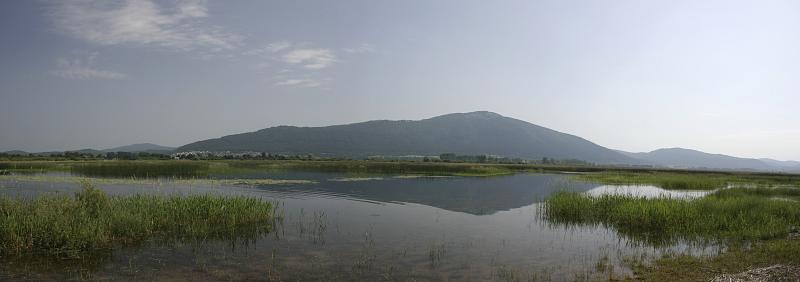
[0,182,277,258]
[542,187,800,280]
[574,170,800,190]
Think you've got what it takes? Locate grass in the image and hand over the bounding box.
[542,189,800,246]
[544,185,800,279]
[3,160,521,177]
[0,181,276,258]
[71,161,210,178]
[714,186,800,200]
[629,239,800,281]
[576,171,800,190]
[5,159,800,181]
[244,160,518,176]
[0,174,316,186]
[0,161,71,173]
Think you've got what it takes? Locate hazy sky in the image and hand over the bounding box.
[1,0,799,160]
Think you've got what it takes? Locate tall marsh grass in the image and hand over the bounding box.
[542,188,800,246]
[0,161,67,172]
[576,171,800,190]
[71,161,210,178]
[254,160,516,176]
[0,182,275,258]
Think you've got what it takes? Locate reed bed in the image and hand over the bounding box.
[0,182,276,258]
[713,187,800,200]
[576,171,800,190]
[250,160,517,176]
[0,174,315,186]
[0,161,69,172]
[71,161,210,178]
[542,188,800,245]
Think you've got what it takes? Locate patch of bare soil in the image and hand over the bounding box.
[711,265,800,282]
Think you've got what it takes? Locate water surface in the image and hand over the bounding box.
[0,172,714,281]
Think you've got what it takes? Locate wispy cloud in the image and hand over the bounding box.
[53,53,127,80]
[247,41,339,70]
[242,41,293,58]
[282,48,337,70]
[275,78,322,88]
[266,41,292,53]
[343,43,375,54]
[47,2,371,89]
[244,41,342,88]
[49,0,241,52]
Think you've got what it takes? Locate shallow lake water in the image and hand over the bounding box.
[0,172,716,281]
[585,185,711,199]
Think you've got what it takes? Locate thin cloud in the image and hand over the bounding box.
[282,48,337,69]
[343,43,375,54]
[275,78,322,88]
[266,41,292,53]
[243,41,293,58]
[247,41,366,88]
[49,0,241,52]
[53,55,127,80]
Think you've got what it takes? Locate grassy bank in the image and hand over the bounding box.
[0,161,71,173]
[2,160,521,177]
[213,160,521,177]
[630,239,800,281]
[0,174,316,186]
[543,188,800,245]
[543,187,800,279]
[0,182,276,258]
[4,159,800,181]
[576,171,800,190]
[71,161,210,178]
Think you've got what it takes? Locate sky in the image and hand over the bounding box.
[1,0,799,160]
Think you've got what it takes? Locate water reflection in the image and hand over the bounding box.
[256,173,596,215]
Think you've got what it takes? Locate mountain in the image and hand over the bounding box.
[619,148,798,172]
[759,158,800,168]
[179,111,636,164]
[104,143,175,153]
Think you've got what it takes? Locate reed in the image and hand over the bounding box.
[251,160,517,176]
[71,161,210,178]
[0,182,275,258]
[542,189,800,245]
[575,171,800,190]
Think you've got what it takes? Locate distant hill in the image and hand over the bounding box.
[618,148,798,172]
[69,149,105,155]
[759,158,800,168]
[104,143,175,153]
[2,144,174,156]
[179,111,636,164]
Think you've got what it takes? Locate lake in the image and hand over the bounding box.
[0,172,714,281]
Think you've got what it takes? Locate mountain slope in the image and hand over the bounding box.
[179,111,635,163]
[105,143,175,153]
[759,158,800,168]
[620,148,796,172]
